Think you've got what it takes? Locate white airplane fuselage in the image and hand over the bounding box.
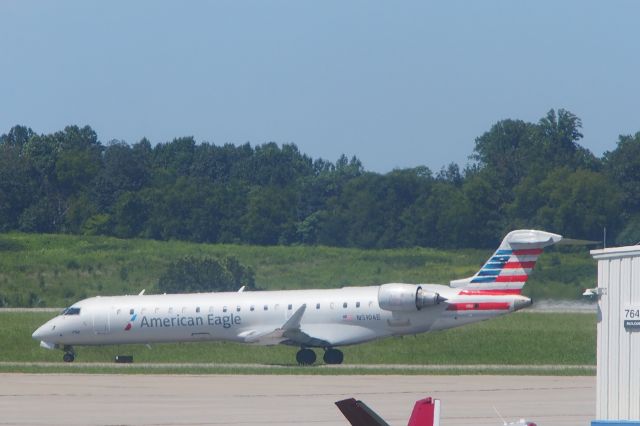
[33,285,529,348]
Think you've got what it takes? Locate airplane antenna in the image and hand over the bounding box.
[238,286,245,293]
[138,289,146,296]
[493,406,507,426]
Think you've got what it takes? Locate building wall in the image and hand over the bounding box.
[591,246,640,421]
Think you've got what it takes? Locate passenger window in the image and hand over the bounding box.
[343,302,348,308]
[129,309,134,315]
[288,304,292,310]
[223,306,228,313]
[196,307,200,313]
[236,306,241,312]
[209,306,214,313]
[263,305,268,311]
[316,303,320,309]
[250,305,255,311]
[168,307,173,314]
[356,302,360,308]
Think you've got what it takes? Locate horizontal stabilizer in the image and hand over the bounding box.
[557,237,599,246]
[503,229,562,249]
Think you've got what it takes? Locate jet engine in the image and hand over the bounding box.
[377,284,444,312]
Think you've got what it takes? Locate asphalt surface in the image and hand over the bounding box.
[0,374,595,425]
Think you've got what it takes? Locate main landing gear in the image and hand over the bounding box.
[323,348,343,365]
[295,347,344,365]
[296,348,316,365]
[62,345,75,363]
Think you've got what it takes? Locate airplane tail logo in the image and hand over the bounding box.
[451,230,562,295]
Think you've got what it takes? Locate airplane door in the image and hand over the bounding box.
[92,308,111,334]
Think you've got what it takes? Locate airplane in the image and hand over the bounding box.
[336,396,441,426]
[336,396,537,426]
[32,229,561,364]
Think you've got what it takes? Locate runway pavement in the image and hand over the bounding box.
[0,374,594,426]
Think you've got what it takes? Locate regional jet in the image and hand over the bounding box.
[32,229,561,364]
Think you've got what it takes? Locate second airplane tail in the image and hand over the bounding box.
[450,229,562,295]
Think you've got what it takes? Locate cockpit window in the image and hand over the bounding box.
[61,307,81,315]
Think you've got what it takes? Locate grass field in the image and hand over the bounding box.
[0,233,598,375]
[0,233,596,308]
[2,311,596,374]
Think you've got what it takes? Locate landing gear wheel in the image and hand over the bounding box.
[296,348,316,365]
[63,352,75,363]
[323,348,344,365]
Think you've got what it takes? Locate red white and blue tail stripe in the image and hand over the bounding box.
[450,230,562,295]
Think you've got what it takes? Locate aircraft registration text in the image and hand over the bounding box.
[357,313,381,321]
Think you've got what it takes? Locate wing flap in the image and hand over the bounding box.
[238,304,332,346]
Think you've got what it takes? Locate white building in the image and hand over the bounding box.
[591,245,640,425]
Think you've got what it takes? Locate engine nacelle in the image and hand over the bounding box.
[378,283,443,312]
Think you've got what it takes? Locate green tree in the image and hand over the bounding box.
[249,142,314,187]
[54,125,103,196]
[240,186,297,245]
[93,139,151,210]
[533,168,621,240]
[110,191,151,238]
[472,119,540,188]
[0,127,37,230]
[400,182,472,248]
[603,132,640,215]
[537,109,596,170]
[152,136,196,179]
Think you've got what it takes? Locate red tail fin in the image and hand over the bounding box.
[407,397,439,426]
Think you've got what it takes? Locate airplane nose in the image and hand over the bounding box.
[32,321,57,341]
[32,324,46,340]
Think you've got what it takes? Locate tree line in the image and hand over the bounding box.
[1,108,639,248]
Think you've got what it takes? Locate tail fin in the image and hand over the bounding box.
[335,398,390,426]
[336,397,440,426]
[450,229,562,294]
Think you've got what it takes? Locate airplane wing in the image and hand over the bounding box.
[237,304,330,347]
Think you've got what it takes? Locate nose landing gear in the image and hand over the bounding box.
[62,346,75,363]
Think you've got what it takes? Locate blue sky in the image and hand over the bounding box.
[1,1,639,173]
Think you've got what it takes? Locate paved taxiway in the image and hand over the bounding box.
[0,374,594,425]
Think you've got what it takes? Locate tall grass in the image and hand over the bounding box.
[0,233,596,307]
